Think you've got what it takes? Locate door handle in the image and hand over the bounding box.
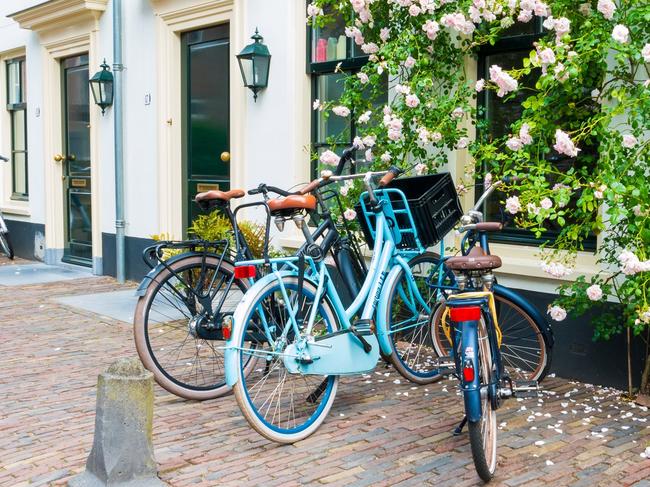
[54,154,65,162]
[220,151,230,162]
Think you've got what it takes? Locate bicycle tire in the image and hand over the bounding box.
[467,319,497,482]
[233,276,340,443]
[0,231,14,260]
[383,252,449,384]
[134,255,252,400]
[433,290,551,382]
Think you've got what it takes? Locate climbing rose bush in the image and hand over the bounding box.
[308,0,650,393]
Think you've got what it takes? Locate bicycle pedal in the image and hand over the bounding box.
[434,356,455,370]
[512,380,540,398]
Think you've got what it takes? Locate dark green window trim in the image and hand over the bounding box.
[6,57,28,200]
[475,20,597,252]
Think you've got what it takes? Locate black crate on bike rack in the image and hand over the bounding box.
[355,172,462,249]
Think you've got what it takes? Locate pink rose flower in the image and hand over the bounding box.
[519,123,533,145]
[380,28,390,42]
[586,284,603,301]
[489,65,518,97]
[343,208,357,221]
[404,56,416,69]
[475,79,485,92]
[541,261,573,278]
[597,0,616,20]
[506,137,523,151]
[622,134,637,148]
[332,106,350,117]
[357,72,369,84]
[505,195,521,214]
[307,4,323,17]
[320,150,340,166]
[553,129,580,157]
[405,94,420,108]
[548,305,567,322]
[643,44,650,63]
[612,25,629,44]
[415,163,427,175]
[540,197,553,210]
[422,20,440,40]
[358,111,372,124]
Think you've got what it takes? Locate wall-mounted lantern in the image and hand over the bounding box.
[236,29,271,102]
[89,60,114,115]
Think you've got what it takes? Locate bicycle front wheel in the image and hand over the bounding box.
[0,231,14,259]
[134,255,250,400]
[383,252,451,384]
[467,319,497,482]
[433,291,551,382]
[233,276,340,443]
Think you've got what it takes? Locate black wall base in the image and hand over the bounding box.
[4,219,45,261]
[101,233,156,283]
[514,288,643,391]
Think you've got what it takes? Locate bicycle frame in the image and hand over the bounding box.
[224,188,434,382]
[446,295,504,422]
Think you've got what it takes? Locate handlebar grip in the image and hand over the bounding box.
[334,147,355,176]
[299,179,322,195]
[0,155,8,162]
[378,166,402,187]
[248,188,262,195]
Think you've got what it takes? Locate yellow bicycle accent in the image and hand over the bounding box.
[441,291,503,348]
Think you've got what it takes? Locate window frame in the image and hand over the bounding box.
[5,56,28,201]
[475,20,597,252]
[307,6,372,177]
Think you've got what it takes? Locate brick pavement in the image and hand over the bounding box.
[1,257,649,486]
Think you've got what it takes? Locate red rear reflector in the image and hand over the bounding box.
[234,265,256,279]
[463,363,475,382]
[222,322,232,340]
[449,306,481,322]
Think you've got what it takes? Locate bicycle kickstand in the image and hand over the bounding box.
[453,416,467,436]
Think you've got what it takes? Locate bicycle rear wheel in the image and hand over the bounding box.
[134,255,251,400]
[233,276,339,443]
[433,291,551,382]
[0,231,14,259]
[467,319,498,482]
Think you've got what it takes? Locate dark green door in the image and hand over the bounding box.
[182,24,230,230]
[62,54,92,265]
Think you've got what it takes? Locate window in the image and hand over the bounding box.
[6,57,27,199]
[475,21,597,250]
[309,7,386,174]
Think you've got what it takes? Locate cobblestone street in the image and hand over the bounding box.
[1,257,649,486]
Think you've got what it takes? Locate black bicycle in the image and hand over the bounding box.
[0,155,15,260]
[133,150,367,400]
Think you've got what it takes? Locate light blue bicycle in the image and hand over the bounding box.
[223,165,461,442]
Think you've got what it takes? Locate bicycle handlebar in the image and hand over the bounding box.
[248,183,295,198]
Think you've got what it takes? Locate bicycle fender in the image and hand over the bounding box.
[460,320,483,423]
[493,284,555,348]
[134,252,234,297]
[224,270,301,387]
[376,264,406,356]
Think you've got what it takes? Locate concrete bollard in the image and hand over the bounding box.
[69,358,165,487]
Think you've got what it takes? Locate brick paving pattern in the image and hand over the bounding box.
[1,256,649,486]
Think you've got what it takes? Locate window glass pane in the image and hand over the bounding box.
[7,61,21,104]
[20,59,26,102]
[312,8,347,63]
[315,72,350,144]
[12,109,26,151]
[12,151,27,196]
[483,50,536,138]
